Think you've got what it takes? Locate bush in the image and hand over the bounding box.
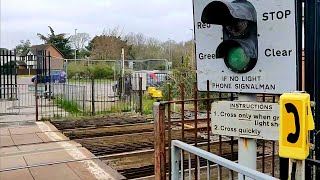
[90,63,114,79]
[67,62,114,79]
[160,60,197,100]
[67,62,89,79]
[142,95,155,114]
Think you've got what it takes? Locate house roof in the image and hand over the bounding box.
[0,48,11,55]
[20,50,30,56]
[21,44,64,58]
[20,45,48,56]
[31,44,50,53]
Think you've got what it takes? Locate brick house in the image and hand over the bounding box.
[20,44,64,70]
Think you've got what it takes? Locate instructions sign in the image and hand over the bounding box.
[211,101,280,140]
[193,0,297,94]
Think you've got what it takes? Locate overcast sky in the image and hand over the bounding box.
[0,0,194,49]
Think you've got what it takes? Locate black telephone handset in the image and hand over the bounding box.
[285,103,300,144]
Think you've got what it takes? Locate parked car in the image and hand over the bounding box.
[31,70,66,83]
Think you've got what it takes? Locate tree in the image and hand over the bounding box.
[90,35,130,60]
[37,26,73,58]
[76,49,91,59]
[15,40,31,55]
[124,32,146,59]
[70,33,90,50]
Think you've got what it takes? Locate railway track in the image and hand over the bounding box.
[52,113,277,179]
[51,115,151,130]
[65,127,154,139]
[80,137,210,156]
[61,122,210,141]
[56,123,235,179]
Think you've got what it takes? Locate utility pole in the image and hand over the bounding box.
[74,29,77,61]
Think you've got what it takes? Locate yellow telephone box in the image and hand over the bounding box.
[279,92,314,160]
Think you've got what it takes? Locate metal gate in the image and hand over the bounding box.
[304,0,320,178]
[0,49,19,115]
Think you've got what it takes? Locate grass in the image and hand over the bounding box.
[54,98,81,114]
[142,96,155,115]
[51,95,156,119]
[109,101,132,113]
[95,96,155,115]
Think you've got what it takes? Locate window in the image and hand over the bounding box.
[28,55,33,61]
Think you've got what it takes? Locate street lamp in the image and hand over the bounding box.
[74,29,77,60]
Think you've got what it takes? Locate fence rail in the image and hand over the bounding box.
[0,50,17,101]
[306,158,320,179]
[0,86,19,115]
[33,75,145,120]
[171,140,277,180]
[153,81,279,180]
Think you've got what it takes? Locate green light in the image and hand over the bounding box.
[226,47,250,72]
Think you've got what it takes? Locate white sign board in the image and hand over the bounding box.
[193,0,297,94]
[211,101,279,140]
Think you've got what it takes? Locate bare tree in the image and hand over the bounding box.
[70,33,90,50]
[102,26,124,37]
[124,32,147,59]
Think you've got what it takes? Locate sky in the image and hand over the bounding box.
[0,0,194,49]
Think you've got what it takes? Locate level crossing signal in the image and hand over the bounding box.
[201,0,258,73]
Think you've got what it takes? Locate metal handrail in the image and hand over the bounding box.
[171,140,278,180]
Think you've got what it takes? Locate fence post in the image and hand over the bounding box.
[171,143,181,180]
[139,77,143,115]
[304,0,318,178]
[288,159,305,180]
[91,78,95,115]
[35,81,38,121]
[154,102,166,180]
[314,0,320,177]
[82,86,86,115]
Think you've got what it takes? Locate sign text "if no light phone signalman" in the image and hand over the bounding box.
[211,101,280,140]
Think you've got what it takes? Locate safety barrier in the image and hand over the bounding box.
[171,140,278,180]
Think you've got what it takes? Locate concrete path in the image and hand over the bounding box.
[0,121,126,180]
